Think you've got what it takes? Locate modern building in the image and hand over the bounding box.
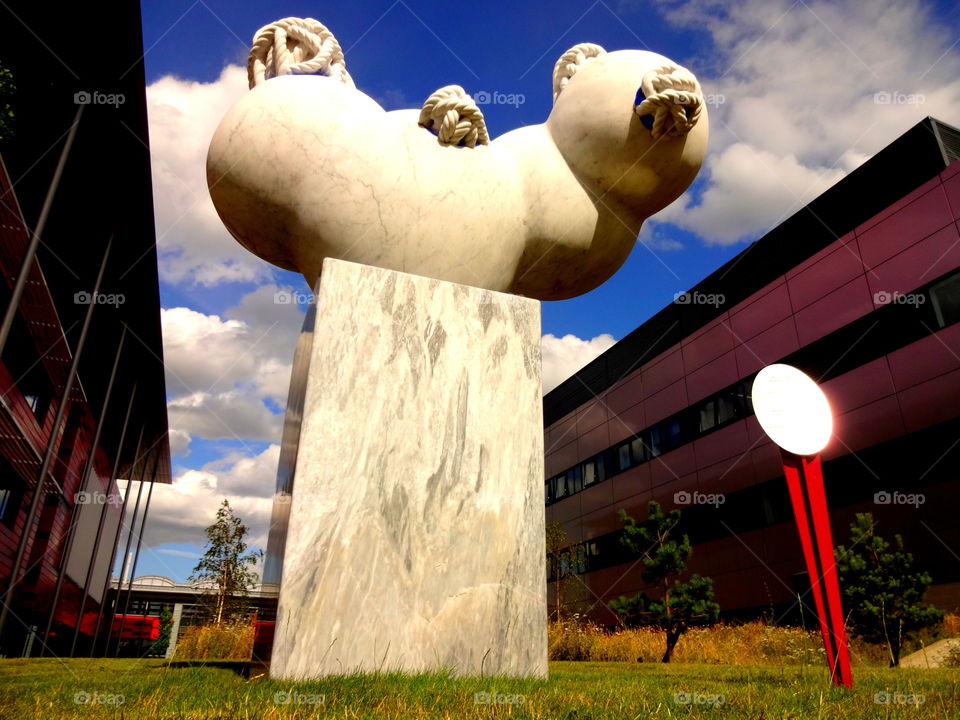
[105,575,279,658]
[0,1,171,656]
[544,117,960,625]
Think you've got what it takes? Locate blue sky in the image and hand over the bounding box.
[125,0,960,583]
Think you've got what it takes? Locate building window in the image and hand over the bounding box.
[630,436,646,464]
[930,271,960,329]
[0,456,22,527]
[583,456,604,487]
[698,398,717,432]
[617,442,631,471]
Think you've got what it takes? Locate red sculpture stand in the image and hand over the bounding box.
[781,450,853,688]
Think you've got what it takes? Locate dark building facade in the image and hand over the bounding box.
[544,117,960,625]
[0,1,171,656]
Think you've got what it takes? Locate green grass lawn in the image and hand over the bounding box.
[0,658,956,719]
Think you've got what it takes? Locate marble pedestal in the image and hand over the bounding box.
[269,258,547,679]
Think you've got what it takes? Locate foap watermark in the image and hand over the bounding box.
[874,690,925,705]
[474,691,525,706]
[874,491,925,508]
[674,291,724,308]
[873,290,926,307]
[75,491,122,506]
[672,93,724,108]
[273,690,325,706]
[674,490,725,508]
[74,90,125,108]
[73,691,125,706]
[273,289,314,305]
[673,691,725,706]
[474,90,525,108]
[873,91,925,106]
[74,291,125,307]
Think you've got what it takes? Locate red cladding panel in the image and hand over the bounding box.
[867,224,960,303]
[787,242,866,311]
[545,439,578,478]
[606,402,645,444]
[640,347,684,399]
[649,446,696,488]
[943,172,960,219]
[820,357,896,414]
[857,186,954,268]
[579,481,615,518]
[887,323,960,391]
[686,350,739,404]
[697,451,756,496]
[604,372,643,415]
[578,422,610,459]
[828,396,905,457]
[735,317,800,377]
[729,282,792,342]
[898,367,960,434]
[643,379,688,427]
[794,275,874,346]
[577,399,608,434]
[580,505,619,540]
[611,464,651,502]
[693,420,751,469]
[681,319,736,373]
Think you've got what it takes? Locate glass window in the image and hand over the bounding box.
[554,474,567,499]
[544,480,552,504]
[617,443,631,470]
[664,420,683,452]
[630,436,646,464]
[584,459,597,486]
[648,427,662,458]
[698,399,717,432]
[717,392,741,425]
[930,272,960,328]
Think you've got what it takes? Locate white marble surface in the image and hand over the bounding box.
[269,258,547,679]
[207,49,707,300]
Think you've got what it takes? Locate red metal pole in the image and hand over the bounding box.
[781,450,853,688]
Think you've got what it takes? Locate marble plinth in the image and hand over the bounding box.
[269,258,547,679]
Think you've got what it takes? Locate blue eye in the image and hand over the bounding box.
[634,87,654,130]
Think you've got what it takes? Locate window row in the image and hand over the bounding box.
[545,380,754,506]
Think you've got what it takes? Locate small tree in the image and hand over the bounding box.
[149,606,174,657]
[609,501,719,662]
[835,513,943,666]
[545,520,567,621]
[189,500,261,625]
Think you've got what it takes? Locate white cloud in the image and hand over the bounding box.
[138,444,281,550]
[541,333,617,394]
[648,0,960,245]
[147,65,275,285]
[161,285,305,446]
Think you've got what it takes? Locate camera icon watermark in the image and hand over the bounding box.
[873,290,925,307]
[674,490,725,508]
[74,291,125,307]
[74,90,125,108]
[273,289,314,305]
[73,691,125,706]
[873,491,925,508]
[873,91,925,106]
[273,690,324,706]
[673,691,725,706]
[75,491,123,506]
[874,690,925,705]
[674,291,725,307]
[473,90,525,108]
[473,691,525,705]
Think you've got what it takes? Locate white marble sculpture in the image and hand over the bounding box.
[207,17,708,300]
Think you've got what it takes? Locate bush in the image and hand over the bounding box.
[547,618,895,665]
[172,622,254,660]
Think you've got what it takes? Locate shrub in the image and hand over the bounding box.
[172,622,254,660]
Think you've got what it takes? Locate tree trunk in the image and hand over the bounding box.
[662,629,681,663]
